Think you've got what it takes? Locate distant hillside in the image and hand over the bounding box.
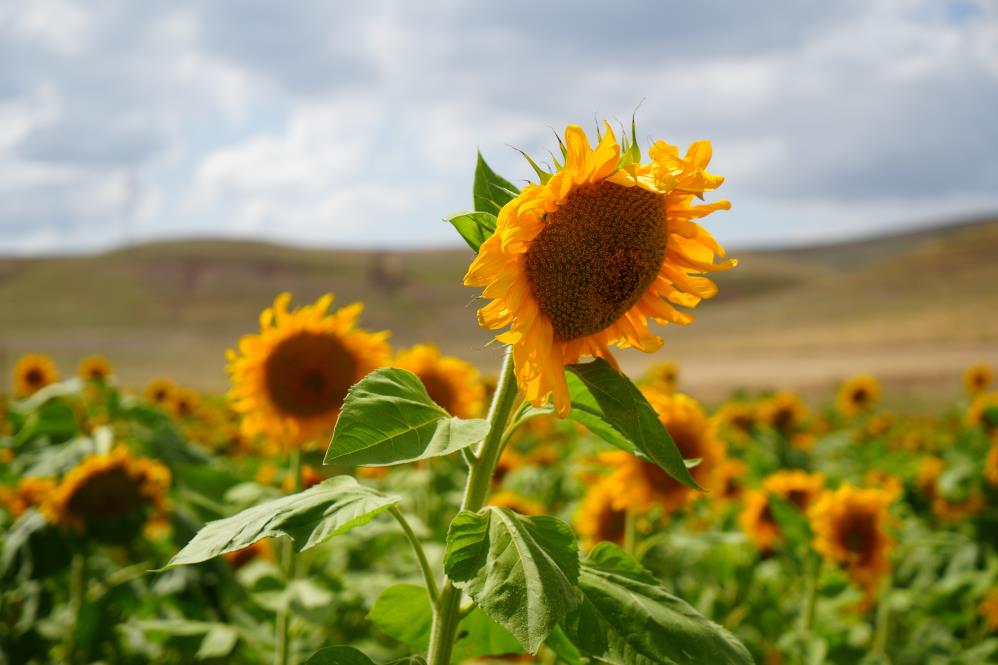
[2,217,997,407]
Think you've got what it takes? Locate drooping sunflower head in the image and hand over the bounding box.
[43,447,171,535]
[762,470,825,512]
[144,377,176,406]
[392,344,485,419]
[641,360,679,393]
[14,353,59,397]
[576,478,629,549]
[465,123,734,416]
[809,484,894,594]
[964,364,995,397]
[78,355,113,383]
[759,391,808,435]
[837,374,881,416]
[228,293,391,450]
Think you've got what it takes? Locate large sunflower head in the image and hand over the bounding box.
[809,484,894,594]
[227,293,391,450]
[78,355,113,383]
[964,364,994,397]
[575,478,629,549]
[43,447,171,534]
[392,344,485,418]
[465,123,734,416]
[836,374,881,416]
[13,353,59,397]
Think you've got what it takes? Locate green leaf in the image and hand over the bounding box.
[543,626,584,665]
[473,151,519,216]
[369,583,523,661]
[562,544,753,665]
[325,368,488,467]
[304,647,426,665]
[163,476,398,568]
[444,507,580,653]
[447,211,498,253]
[196,625,239,660]
[567,359,700,490]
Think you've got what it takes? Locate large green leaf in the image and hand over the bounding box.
[444,508,580,653]
[325,368,488,467]
[447,211,498,253]
[368,583,523,661]
[567,359,700,490]
[163,477,397,568]
[473,151,519,216]
[562,544,753,665]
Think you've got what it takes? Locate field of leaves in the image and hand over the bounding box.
[2,350,997,664]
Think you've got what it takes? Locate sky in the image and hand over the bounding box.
[1,0,996,254]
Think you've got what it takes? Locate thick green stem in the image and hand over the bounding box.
[426,349,520,665]
[274,448,302,665]
[799,554,819,633]
[872,573,892,656]
[391,506,439,603]
[623,510,638,557]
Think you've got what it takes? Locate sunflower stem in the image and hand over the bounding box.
[623,509,639,557]
[872,573,892,656]
[66,549,87,664]
[274,448,302,665]
[390,505,439,604]
[426,349,520,665]
[799,552,820,633]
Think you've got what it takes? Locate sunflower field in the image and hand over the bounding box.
[3,124,998,665]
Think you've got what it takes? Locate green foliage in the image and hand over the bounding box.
[446,211,497,253]
[304,646,426,664]
[165,476,398,567]
[444,507,580,652]
[325,368,488,467]
[472,151,519,216]
[562,544,754,665]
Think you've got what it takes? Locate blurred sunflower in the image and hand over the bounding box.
[759,391,807,436]
[465,123,734,416]
[964,364,994,397]
[224,539,273,570]
[716,458,748,502]
[576,479,628,548]
[393,344,484,418]
[489,491,544,516]
[43,447,171,531]
[168,387,201,420]
[493,446,526,485]
[642,360,679,393]
[980,590,998,631]
[739,490,781,552]
[0,477,56,518]
[603,391,726,514]
[143,377,176,406]
[763,470,825,512]
[227,293,391,449]
[917,455,984,521]
[714,402,757,443]
[809,484,894,594]
[986,445,998,486]
[78,355,112,382]
[968,392,998,434]
[864,470,903,501]
[836,374,881,416]
[14,353,59,397]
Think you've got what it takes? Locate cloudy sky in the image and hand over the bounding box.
[1,0,996,254]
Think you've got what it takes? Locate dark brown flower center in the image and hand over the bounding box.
[597,500,628,544]
[786,489,810,510]
[264,331,358,418]
[525,181,667,342]
[25,368,44,387]
[839,511,877,564]
[67,468,147,520]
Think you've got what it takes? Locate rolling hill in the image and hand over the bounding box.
[2,217,997,408]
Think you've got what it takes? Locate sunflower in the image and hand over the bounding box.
[759,391,808,436]
[393,344,484,419]
[489,491,544,516]
[641,360,679,393]
[714,402,757,443]
[738,490,781,552]
[917,455,983,521]
[836,374,881,416]
[144,377,176,406]
[716,458,748,502]
[43,447,171,531]
[986,445,998,486]
[602,391,726,514]
[809,484,894,594]
[576,479,629,548]
[227,293,391,449]
[0,477,57,518]
[968,392,998,434]
[224,539,273,570]
[281,464,325,492]
[78,355,112,382]
[965,364,995,397]
[762,470,825,512]
[493,446,526,485]
[465,123,734,416]
[980,590,998,631]
[13,353,59,397]
[168,387,201,420]
[864,470,903,501]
